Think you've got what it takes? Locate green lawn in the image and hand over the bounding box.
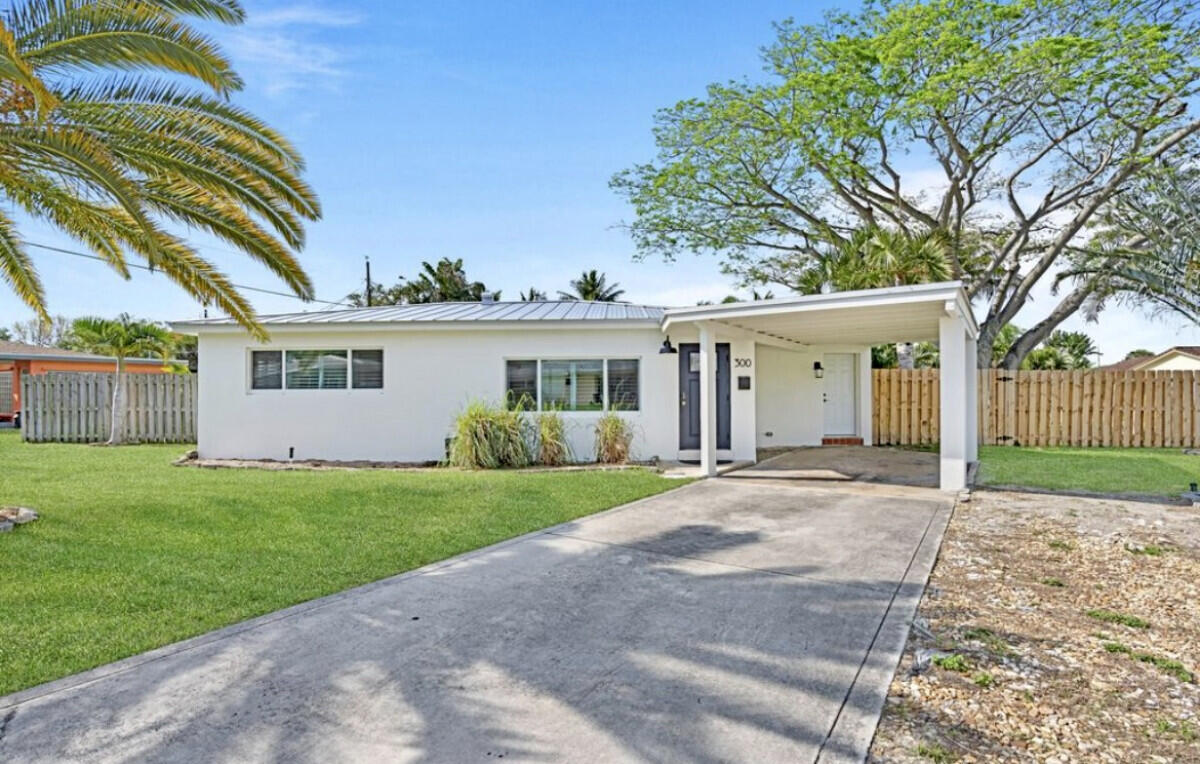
[978,445,1200,497]
[0,431,681,696]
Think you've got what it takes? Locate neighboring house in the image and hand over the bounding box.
[1106,346,1200,372]
[172,281,980,489]
[0,341,169,423]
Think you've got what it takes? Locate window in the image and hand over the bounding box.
[250,348,383,391]
[607,359,639,410]
[351,349,384,389]
[287,350,348,389]
[505,360,537,407]
[251,350,282,390]
[504,358,639,411]
[542,360,604,411]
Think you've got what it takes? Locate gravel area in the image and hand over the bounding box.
[869,489,1200,763]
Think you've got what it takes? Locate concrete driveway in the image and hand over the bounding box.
[0,477,954,764]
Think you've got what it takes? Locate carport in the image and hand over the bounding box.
[661,282,979,490]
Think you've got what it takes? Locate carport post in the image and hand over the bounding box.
[698,321,718,477]
[938,310,968,491]
[965,335,978,463]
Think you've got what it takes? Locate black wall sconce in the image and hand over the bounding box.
[813,361,824,379]
[659,336,678,354]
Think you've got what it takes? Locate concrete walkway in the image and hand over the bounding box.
[0,478,954,764]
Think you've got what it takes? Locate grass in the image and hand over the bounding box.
[0,431,682,696]
[977,446,1199,497]
[1040,576,1066,587]
[1102,641,1195,683]
[915,741,955,762]
[1086,608,1150,629]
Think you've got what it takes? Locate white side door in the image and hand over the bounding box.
[822,353,857,436]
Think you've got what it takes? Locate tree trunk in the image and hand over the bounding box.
[999,284,1093,370]
[896,342,915,370]
[108,358,125,445]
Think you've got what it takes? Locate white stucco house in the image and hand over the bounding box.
[172,281,979,490]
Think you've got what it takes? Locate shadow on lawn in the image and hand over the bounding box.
[0,488,998,763]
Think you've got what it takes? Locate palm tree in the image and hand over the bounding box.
[398,258,490,303]
[797,227,952,368]
[558,270,625,302]
[0,1,319,338]
[71,315,174,444]
[520,287,546,301]
[1043,330,1098,369]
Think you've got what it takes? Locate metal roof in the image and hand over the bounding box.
[174,301,666,328]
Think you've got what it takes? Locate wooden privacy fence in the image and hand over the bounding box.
[21,372,196,443]
[873,369,1200,448]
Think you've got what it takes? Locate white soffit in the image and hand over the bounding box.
[661,282,976,345]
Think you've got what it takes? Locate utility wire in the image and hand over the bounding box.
[25,241,354,308]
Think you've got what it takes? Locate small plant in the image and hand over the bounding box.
[535,409,570,466]
[1047,539,1073,551]
[915,741,954,763]
[932,653,970,672]
[972,671,994,688]
[1126,543,1166,556]
[594,412,633,464]
[447,399,533,469]
[1102,642,1194,683]
[1086,608,1149,629]
[1040,577,1066,587]
[962,627,1016,658]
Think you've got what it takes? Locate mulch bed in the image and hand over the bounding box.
[869,489,1200,763]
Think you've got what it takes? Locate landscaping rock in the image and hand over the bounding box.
[0,520,12,533]
[0,506,38,525]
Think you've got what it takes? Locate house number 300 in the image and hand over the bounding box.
[734,358,752,368]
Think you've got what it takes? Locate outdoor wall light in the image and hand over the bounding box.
[659,336,678,354]
[813,361,824,379]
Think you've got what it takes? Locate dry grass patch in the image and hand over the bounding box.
[869,489,1200,763]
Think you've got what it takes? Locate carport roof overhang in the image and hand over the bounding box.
[660,281,977,347]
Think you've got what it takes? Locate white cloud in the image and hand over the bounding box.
[225,3,362,97]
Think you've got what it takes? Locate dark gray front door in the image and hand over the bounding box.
[679,343,731,450]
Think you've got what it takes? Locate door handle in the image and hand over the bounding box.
[681,394,687,406]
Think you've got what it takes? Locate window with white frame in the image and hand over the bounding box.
[505,359,639,411]
[251,349,383,390]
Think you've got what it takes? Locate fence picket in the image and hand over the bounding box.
[19,372,195,444]
[871,369,1200,448]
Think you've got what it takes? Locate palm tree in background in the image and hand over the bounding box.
[520,287,546,301]
[400,258,490,303]
[796,227,953,368]
[0,1,319,337]
[71,315,175,445]
[558,270,625,302]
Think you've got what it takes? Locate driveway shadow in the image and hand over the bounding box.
[2,486,950,763]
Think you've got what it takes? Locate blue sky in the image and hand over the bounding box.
[2,0,1196,362]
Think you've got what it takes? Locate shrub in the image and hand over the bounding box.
[447,399,532,469]
[536,409,570,466]
[594,412,633,464]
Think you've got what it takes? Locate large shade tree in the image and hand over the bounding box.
[71,314,175,445]
[613,0,1200,368]
[0,0,320,338]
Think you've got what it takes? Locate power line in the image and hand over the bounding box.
[25,241,354,308]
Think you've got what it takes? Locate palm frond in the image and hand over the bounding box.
[0,207,47,320]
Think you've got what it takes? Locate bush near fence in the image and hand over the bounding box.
[21,372,196,444]
[873,369,1200,448]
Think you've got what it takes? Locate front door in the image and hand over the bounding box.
[822,353,857,436]
[679,343,731,450]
